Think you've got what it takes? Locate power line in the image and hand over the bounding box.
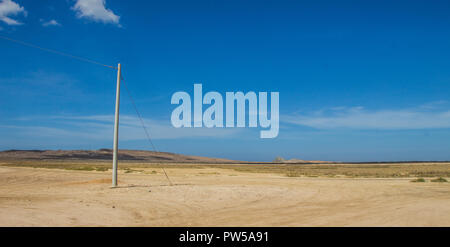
[0,35,172,185]
[120,74,173,186]
[0,35,117,69]
[120,74,157,151]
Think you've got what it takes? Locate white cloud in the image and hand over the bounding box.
[284,103,450,130]
[56,115,242,140]
[72,0,120,25]
[42,19,61,27]
[0,0,26,25]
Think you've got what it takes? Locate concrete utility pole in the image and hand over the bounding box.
[112,63,121,187]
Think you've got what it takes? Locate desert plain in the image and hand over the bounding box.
[0,150,449,226]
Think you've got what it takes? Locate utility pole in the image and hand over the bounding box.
[112,63,121,187]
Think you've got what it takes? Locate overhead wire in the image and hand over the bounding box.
[1,35,173,185]
[0,35,117,69]
[120,74,173,186]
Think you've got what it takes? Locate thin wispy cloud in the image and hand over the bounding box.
[0,71,81,98]
[58,115,242,139]
[41,19,61,27]
[284,102,450,130]
[72,0,120,26]
[0,0,26,25]
[1,115,242,143]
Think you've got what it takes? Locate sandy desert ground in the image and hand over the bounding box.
[1,162,449,227]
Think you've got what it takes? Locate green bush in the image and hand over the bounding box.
[431,177,448,183]
[411,178,426,182]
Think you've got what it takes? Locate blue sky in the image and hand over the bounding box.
[1,0,450,162]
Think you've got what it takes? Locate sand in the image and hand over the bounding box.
[0,166,449,226]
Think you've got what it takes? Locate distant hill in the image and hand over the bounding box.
[0,149,241,164]
[278,159,335,164]
[0,149,338,164]
[272,156,335,164]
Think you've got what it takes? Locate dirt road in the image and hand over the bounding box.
[0,166,449,226]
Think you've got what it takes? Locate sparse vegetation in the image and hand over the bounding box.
[123,168,144,174]
[411,178,426,183]
[1,160,450,179]
[285,171,300,177]
[431,177,448,183]
[55,165,108,172]
[199,172,220,175]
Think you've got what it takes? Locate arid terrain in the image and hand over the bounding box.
[0,150,449,226]
[0,149,240,163]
